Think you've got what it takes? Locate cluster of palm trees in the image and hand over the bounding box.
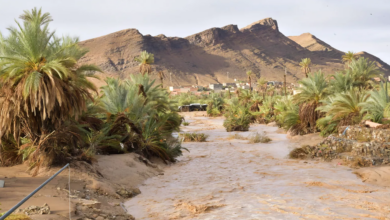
[174,52,386,136]
[0,8,183,174]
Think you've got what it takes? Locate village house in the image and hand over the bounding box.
[209,83,223,91]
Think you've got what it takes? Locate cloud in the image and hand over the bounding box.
[1,0,389,63]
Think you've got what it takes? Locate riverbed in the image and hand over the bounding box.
[125,115,390,219]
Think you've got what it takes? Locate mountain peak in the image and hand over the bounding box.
[289,32,338,52]
[240,18,279,32]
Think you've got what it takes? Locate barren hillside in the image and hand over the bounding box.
[79,18,390,87]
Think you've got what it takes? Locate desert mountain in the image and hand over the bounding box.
[79,18,390,87]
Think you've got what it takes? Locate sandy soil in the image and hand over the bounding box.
[0,154,163,219]
[125,115,390,219]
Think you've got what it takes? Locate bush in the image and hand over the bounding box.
[289,146,310,159]
[179,133,209,142]
[223,105,251,132]
[248,132,272,143]
[182,122,190,126]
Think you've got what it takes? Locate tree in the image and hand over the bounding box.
[0,8,101,141]
[317,89,368,135]
[246,70,253,92]
[0,8,101,173]
[134,51,154,75]
[158,71,165,88]
[342,51,358,66]
[348,57,383,90]
[329,71,354,94]
[257,77,268,98]
[360,83,389,123]
[299,58,311,78]
[293,71,329,133]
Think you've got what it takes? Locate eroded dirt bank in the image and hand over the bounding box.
[125,114,390,219]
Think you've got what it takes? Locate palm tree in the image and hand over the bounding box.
[246,70,253,92]
[329,71,354,94]
[317,89,368,135]
[293,71,329,132]
[99,75,183,161]
[257,77,268,98]
[299,58,311,78]
[158,71,165,88]
[0,8,101,173]
[134,51,154,75]
[342,51,358,66]
[348,57,383,90]
[360,83,389,123]
[0,8,100,140]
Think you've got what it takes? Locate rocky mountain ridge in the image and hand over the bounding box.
[79,18,390,87]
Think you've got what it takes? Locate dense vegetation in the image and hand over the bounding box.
[0,8,185,175]
[172,55,388,136]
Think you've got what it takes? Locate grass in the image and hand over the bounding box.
[248,132,272,143]
[228,133,247,140]
[179,133,209,142]
[182,122,190,126]
[0,214,31,220]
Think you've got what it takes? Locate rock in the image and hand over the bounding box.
[116,188,141,198]
[95,217,105,220]
[17,203,50,215]
[77,199,101,209]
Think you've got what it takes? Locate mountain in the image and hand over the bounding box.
[79,18,390,87]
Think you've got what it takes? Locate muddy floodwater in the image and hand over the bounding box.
[125,116,390,219]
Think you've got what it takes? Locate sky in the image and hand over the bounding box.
[1,0,390,63]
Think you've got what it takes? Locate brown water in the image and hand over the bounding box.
[125,117,390,219]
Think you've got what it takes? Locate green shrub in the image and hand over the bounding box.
[179,133,209,142]
[223,105,251,132]
[182,122,190,126]
[248,132,272,143]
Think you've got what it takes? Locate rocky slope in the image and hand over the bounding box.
[79,18,390,86]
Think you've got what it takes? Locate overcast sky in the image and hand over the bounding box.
[1,0,390,63]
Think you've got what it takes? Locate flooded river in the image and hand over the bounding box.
[125,116,390,219]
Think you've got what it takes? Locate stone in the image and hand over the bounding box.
[77,199,101,209]
[17,203,50,215]
[116,188,141,198]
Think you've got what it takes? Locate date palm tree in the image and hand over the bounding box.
[348,57,382,90]
[299,58,311,78]
[293,71,329,133]
[0,8,101,138]
[342,51,358,66]
[246,70,253,92]
[257,77,268,98]
[158,71,165,88]
[0,8,101,172]
[134,51,154,75]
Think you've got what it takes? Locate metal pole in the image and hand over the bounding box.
[0,163,70,220]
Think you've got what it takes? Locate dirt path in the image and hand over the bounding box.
[125,116,390,219]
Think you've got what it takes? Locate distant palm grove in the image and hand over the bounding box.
[0,8,388,174]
